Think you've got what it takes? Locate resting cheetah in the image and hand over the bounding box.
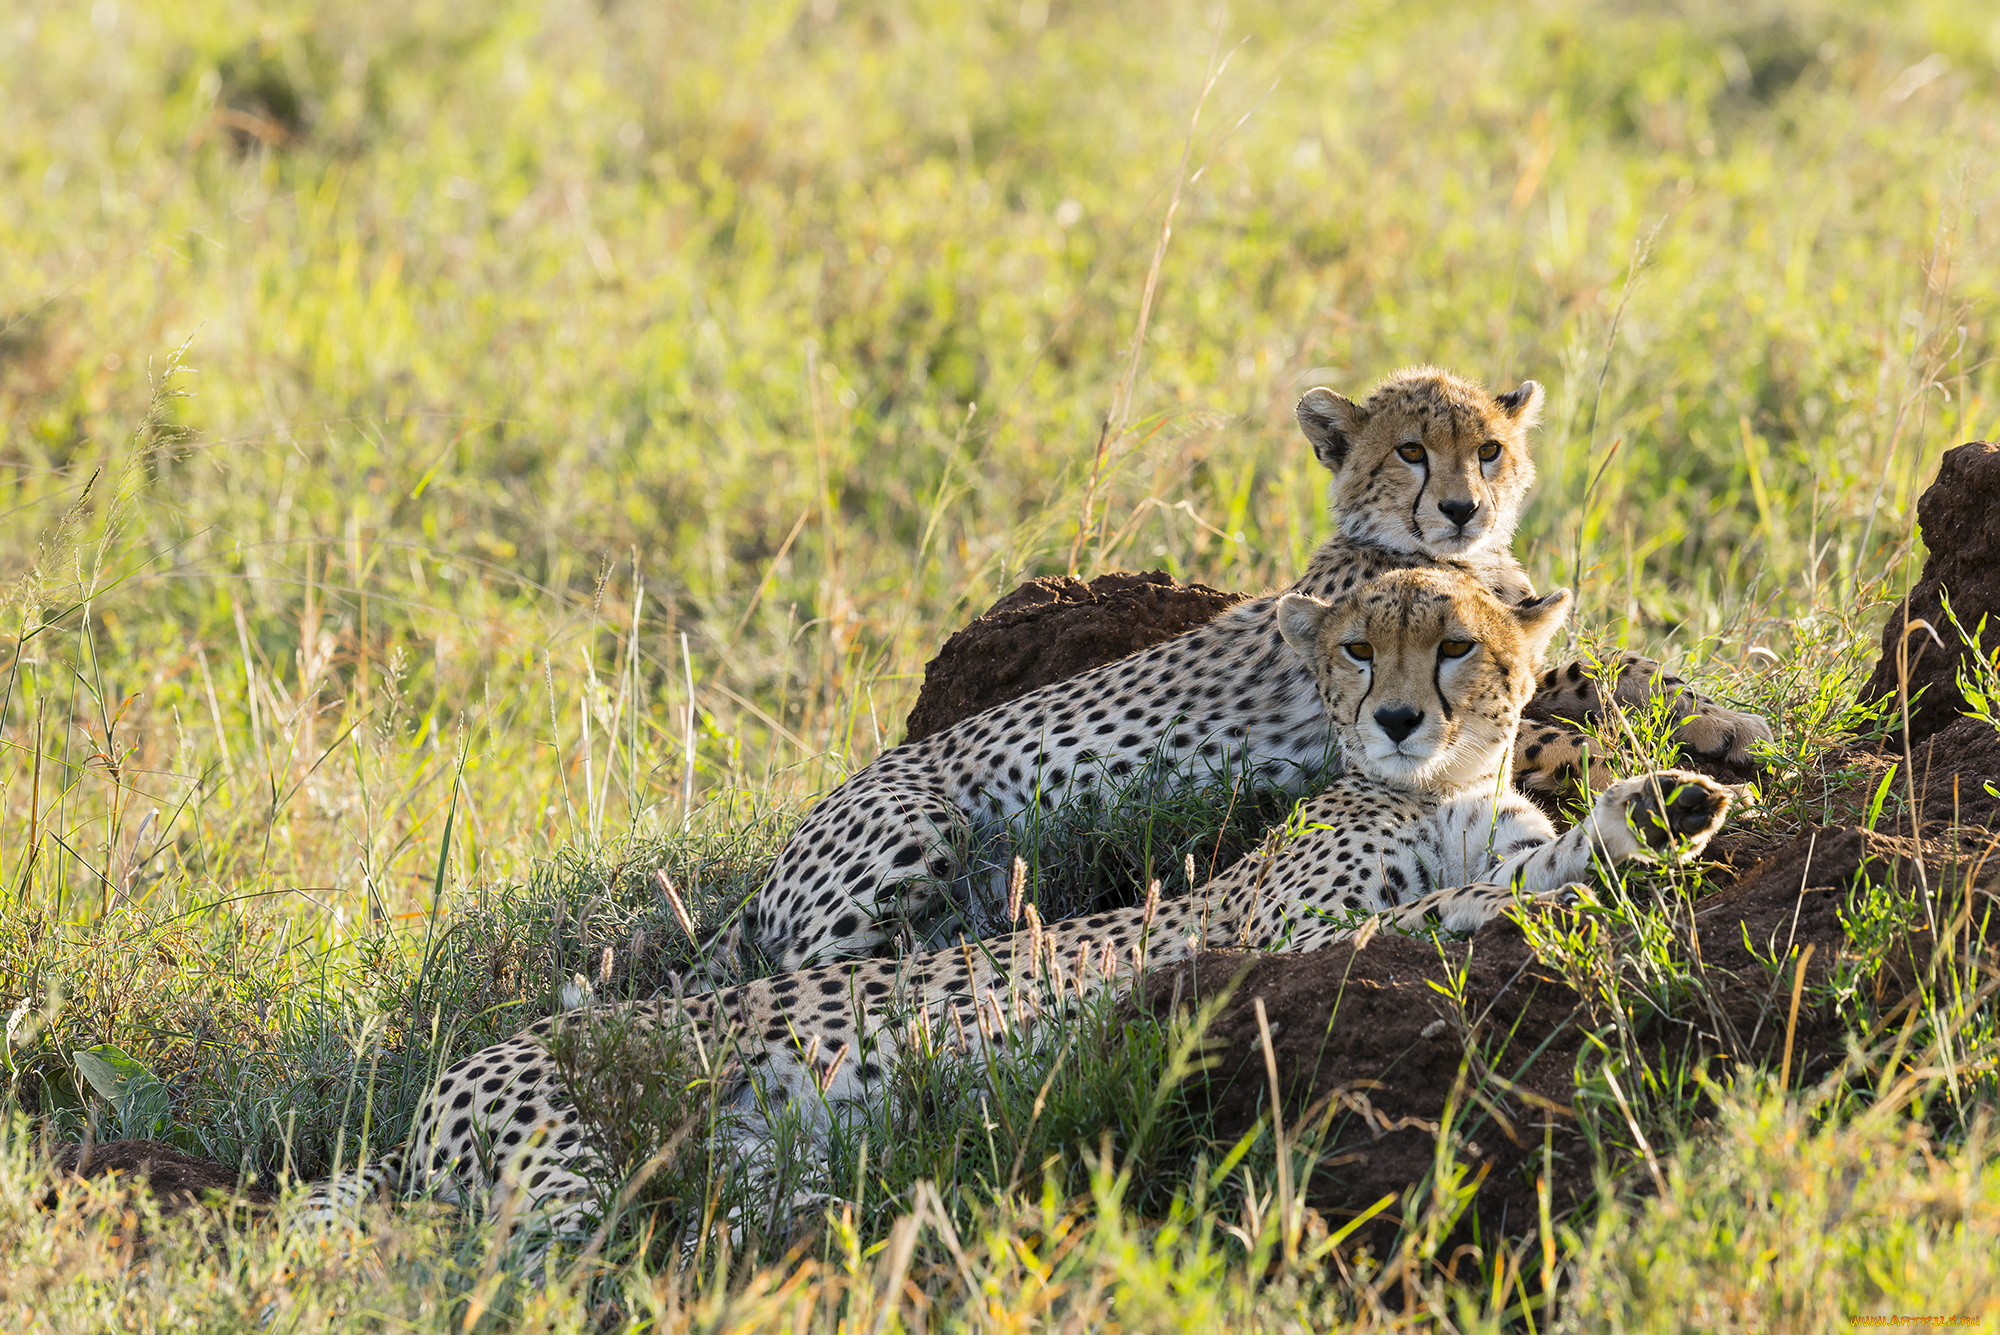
[729,366,1768,971]
[299,566,1734,1250]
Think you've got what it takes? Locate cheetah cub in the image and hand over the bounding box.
[730,366,1770,971]
[298,567,1732,1250]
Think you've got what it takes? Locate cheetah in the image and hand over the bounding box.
[297,566,1734,1252]
[728,366,1769,971]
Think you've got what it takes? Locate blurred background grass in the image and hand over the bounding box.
[7,0,1998,1104]
[6,0,1996,896]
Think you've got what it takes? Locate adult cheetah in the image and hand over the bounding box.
[298,566,1734,1250]
[729,366,1768,971]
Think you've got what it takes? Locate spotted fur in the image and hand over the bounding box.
[730,366,1770,971]
[292,567,1735,1252]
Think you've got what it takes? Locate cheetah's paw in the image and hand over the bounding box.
[1672,703,1773,768]
[1600,769,1733,859]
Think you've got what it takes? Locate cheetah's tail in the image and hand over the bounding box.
[284,1145,408,1230]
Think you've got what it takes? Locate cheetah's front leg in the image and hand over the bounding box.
[1495,768,1733,891]
[1379,879,1584,935]
[1378,770,1732,937]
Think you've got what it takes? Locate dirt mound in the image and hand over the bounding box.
[1857,712,2000,838]
[54,1139,272,1213]
[1858,440,2000,745]
[1142,820,1918,1251]
[903,570,1246,743]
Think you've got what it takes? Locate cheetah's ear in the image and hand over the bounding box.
[1510,587,1572,662]
[1275,592,1335,659]
[1493,380,1543,426]
[1295,388,1366,471]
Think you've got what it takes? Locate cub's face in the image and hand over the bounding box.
[1295,365,1542,558]
[1276,569,1571,793]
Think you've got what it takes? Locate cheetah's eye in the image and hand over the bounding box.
[1395,443,1426,464]
[1439,639,1475,658]
[1343,642,1375,662]
[1478,441,1501,463]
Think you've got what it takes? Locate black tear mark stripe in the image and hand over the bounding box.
[1431,647,1454,721]
[1405,458,1429,545]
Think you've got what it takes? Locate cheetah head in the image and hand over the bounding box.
[1294,366,1542,558]
[1275,568,1571,793]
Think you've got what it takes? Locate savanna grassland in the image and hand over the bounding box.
[4,0,2000,1329]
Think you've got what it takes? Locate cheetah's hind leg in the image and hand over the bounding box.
[732,774,975,971]
[1523,653,1772,788]
[1510,717,1612,795]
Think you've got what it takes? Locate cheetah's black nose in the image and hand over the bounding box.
[1373,705,1424,743]
[1438,497,1478,529]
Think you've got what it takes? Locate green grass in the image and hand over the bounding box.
[5,0,2000,1327]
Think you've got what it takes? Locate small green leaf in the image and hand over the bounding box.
[72,1044,172,1141]
[72,1044,155,1102]
[1865,765,1898,832]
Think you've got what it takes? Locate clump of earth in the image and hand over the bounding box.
[902,570,1247,743]
[48,1138,271,1218]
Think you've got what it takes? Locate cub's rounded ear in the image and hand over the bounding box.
[1295,388,1366,471]
[1493,380,1543,426]
[1510,587,1572,660]
[1276,592,1335,658]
